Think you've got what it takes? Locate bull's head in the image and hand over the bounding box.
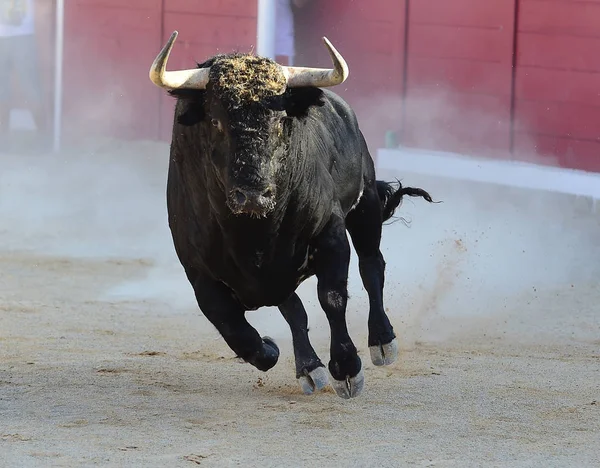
[149,31,349,218]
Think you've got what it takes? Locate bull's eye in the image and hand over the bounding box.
[211,118,221,130]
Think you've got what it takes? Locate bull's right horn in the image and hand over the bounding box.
[149,31,210,90]
[282,37,349,88]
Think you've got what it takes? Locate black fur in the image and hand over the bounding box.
[163,52,434,397]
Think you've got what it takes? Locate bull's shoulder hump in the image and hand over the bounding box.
[317,89,359,126]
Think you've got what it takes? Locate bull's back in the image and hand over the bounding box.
[307,89,374,214]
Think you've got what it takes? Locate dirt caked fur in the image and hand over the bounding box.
[209,54,287,108]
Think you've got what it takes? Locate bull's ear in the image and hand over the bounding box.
[284,87,325,118]
[176,100,206,126]
[170,91,206,126]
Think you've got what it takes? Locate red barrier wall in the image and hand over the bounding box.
[57,0,600,172]
[299,0,600,171]
[62,0,163,141]
[402,0,516,158]
[513,0,600,172]
[61,0,256,143]
[293,0,407,150]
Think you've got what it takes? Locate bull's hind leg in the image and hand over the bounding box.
[185,268,279,372]
[346,184,399,366]
[313,213,363,399]
[278,293,329,395]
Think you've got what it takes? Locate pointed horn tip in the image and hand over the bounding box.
[322,36,335,50]
[149,31,180,88]
[167,30,179,47]
[321,36,349,82]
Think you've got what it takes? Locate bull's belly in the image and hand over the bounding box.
[221,266,314,310]
[215,248,315,310]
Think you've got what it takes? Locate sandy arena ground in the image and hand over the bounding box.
[1,139,599,467]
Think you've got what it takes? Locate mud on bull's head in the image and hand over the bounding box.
[149,31,349,218]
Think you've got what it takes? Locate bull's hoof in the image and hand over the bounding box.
[331,367,365,399]
[251,336,280,372]
[298,366,330,395]
[369,338,399,366]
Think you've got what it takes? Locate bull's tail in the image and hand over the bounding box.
[376,179,436,223]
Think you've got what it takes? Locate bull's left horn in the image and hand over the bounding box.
[282,37,349,88]
[149,30,210,90]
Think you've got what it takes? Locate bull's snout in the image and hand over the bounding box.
[229,186,276,216]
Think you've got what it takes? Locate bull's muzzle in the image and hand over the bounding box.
[229,186,276,217]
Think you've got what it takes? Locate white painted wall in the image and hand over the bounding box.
[377,148,600,201]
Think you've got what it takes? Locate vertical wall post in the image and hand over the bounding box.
[52,0,65,153]
[157,0,166,140]
[509,0,520,156]
[399,0,411,146]
[256,0,276,59]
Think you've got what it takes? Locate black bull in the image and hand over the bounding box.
[150,32,435,399]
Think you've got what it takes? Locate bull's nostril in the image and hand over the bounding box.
[234,189,247,206]
[262,188,274,199]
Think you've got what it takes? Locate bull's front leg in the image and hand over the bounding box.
[278,292,329,395]
[185,267,280,372]
[313,213,364,399]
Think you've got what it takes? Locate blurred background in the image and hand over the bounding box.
[2,2,600,464]
[3,0,600,172]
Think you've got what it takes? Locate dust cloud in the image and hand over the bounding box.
[2,14,600,467]
[346,86,600,349]
[2,133,599,352]
[1,6,599,360]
